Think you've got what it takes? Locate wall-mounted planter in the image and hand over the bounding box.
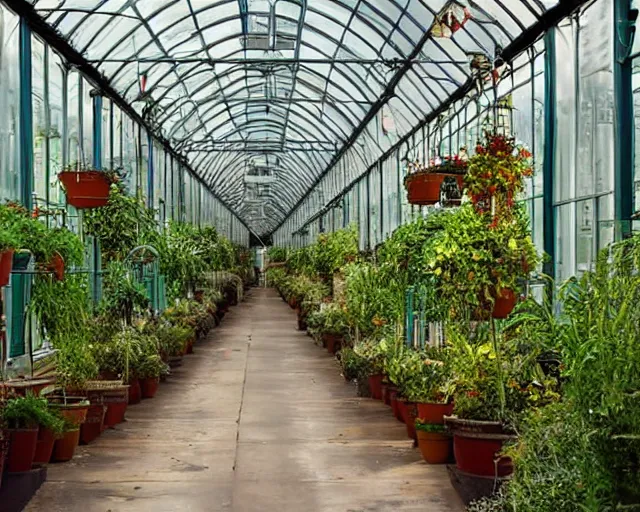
[59,171,111,209]
[0,249,14,287]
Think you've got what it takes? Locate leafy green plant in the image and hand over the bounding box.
[54,330,100,391]
[100,261,150,324]
[424,202,538,314]
[414,420,447,433]
[1,394,65,433]
[84,185,156,262]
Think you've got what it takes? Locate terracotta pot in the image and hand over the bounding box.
[0,248,15,287]
[59,170,111,209]
[403,401,418,441]
[381,384,391,406]
[445,416,515,477]
[0,438,8,482]
[405,172,464,205]
[186,338,194,354]
[48,252,65,281]
[6,428,38,472]
[103,387,129,427]
[296,309,307,331]
[128,379,142,405]
[389,389,403,422]
[52,429,80,462]
[416,402,454,425]
[48,397,89,426]
[397,399,408,425]
[140,377,160,399]
[417,430,452,464]
[368,374,384,400]
[80,404,106,444]
[33,428,57,466]
[323,333,342,354]
[492,288,517,319]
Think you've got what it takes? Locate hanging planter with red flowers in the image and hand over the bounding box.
[429,1,472,38]
[59,166,119,209]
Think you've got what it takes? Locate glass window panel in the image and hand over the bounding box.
[67,70,81,166]
[0,4,20,202]
[82,78,94,166]
[49,50,64,206]
[33,37,47,205]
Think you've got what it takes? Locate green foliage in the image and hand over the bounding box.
[29,274,91,340]
[268,246,287,263]
[424,203,538,314]
[84,185,157,262]
[100,261,150,323]
[314,225,359,276]
[306,303,350,337]
[338,346,368,381]
[414,420,447,433]
[54,330,100,390]
[1,394,65,433]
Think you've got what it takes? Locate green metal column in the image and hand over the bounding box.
[614,0,634,239]
[543,29,556,279]
[11,19,34,358]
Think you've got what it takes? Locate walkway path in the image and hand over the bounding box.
[26,288,463,512]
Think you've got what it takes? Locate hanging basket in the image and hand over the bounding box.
[405,173,464,205]
[0,249,15,287]
[59,171,111,209]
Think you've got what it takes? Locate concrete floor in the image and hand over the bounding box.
[25,288,464,512]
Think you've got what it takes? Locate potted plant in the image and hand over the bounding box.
[58,164,119,209]
[415,420,451,464]
[403,151,468,205]
[0,228,19,287]
[135,335,168,400]
[1,394,63,472]
[443,322,559,477]
[424,202,538,319]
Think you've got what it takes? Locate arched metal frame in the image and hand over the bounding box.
[32,0,555,234]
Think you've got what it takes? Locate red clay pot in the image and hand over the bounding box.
[59,170,111,209]
[101,386,128,427]
[0,438,8,482]
[492,289,517,319]
[80,404,106,444]
[48,252,65,281]
[445,417,514,477]
[323,333,342,354]
[416,402,454,425]
[48,397,89,427]
[404,401,418,441]
[397,398,408,425]
[389,389,403,422]
[52,429,80,462]
[140,377,160,399]
[417,431,452,464]
[0,249,15,287]
[33,428,57,466]
[186,338,194,354]
[128,379,142,405]
[381,384,390,406]
[368,374,383,400]
[405,173,464,205]
[6,428,38,472]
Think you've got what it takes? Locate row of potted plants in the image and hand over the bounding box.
[0,178,253,489]
[265,132,639,510]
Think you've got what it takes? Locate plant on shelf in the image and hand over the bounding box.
[54,330,100,392]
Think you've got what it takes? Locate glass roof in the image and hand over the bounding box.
[31,0,558,234]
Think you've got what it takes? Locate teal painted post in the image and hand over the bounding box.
[543,30,556,280]
[11,19,34,358]
[147,133,154,208]
[614,0,634,238]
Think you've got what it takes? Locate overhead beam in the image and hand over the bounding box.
[3,0,253,232]
[270,0,590,237]
[86,57,470,65]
